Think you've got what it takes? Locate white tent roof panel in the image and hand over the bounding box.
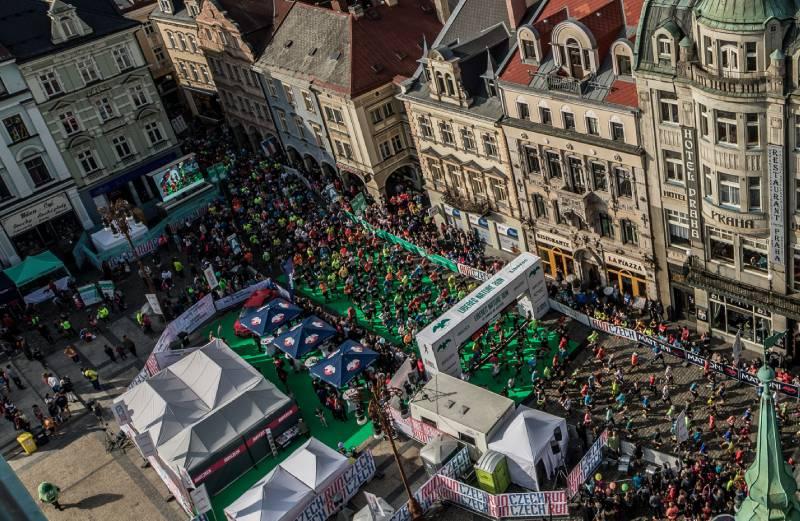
[279,437,349,492]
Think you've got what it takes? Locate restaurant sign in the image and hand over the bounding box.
[2,193,72,237]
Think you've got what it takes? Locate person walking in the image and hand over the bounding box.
[63,345,80,364]
[38,482,64,511]
[81,367,100,391]
[122,335,137,357]
[4,365,24,390]
[103,345,117,363]
[115,344,128,361]
[60,376,77,402]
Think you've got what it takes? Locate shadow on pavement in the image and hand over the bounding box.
[62,492,123,510]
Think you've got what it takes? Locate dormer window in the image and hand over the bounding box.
[48,1,92,44]
[435,71,445,94]
[159,0,172,14]
[564,39,585,78]
[657,35,672,59]
[521,38,536,61]
[61,17,76,38]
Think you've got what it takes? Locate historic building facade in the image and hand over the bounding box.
[255,1,440,196]
[636,0,799,353]
[151,0,220,119]
[497,0,654,299]
[400,0,527,254]
[0,0,179,223]
[0,45,92,266]
[197,0,287,151]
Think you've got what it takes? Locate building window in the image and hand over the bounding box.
[188,35,197,53]
[745,42,757,72]
[707,226,734,263]
[166,31,176,48]
[200,65,210,84]
[659,92,678,124]
[591,163,607,191]
[533,193,548,218]
[657,35,671,59]
[461,128,476,152]
[517,102,530,120]
[38,71,62,98]
[616,54,631,75]
[391,134,403,154]
[144,121,165,145]
[615,168,632,198]
[371,108,384,125]
[716,111,737,145]
[177,62,188,78]
[664,150,684,183]
[720,42,738,72]
[489,177,507,202]
[699,104,710,138]
[745,113,759,147]
[621,219,638,245]
[76,57,100,83]
[334,140,353,159]
[379,141,392,160]
[189,64,199,81]
[294,117,305,139]
[540,107,552,125]
[585,116,599,135]
[418,116,433,139]
[129,84,149,108]
[468,171,485,196]
[324,106,344,124]
[112,46,134,71]
[610,122,625,142]
[76,148,100,174]
[95,98,114,121]
[283,84,295,106]
[439,123,454,145]
[177,33,187,50]
[666,209,689,246]
[23,157,51,187]
[59,111,80,135]
[427,158,443,185]
[704,165,713,199]
[521,38,537,61]
[742,237,768,272]
[710,294,771,343]
[3,115,29,143]
[567,157,585,193]
[159,0,172,13]
[718,172,740,208]
[302,91,314,113]
[748,177,761,211]
[523,146,539,174]
[153,46,166,64]
[546,151,561,178]
[143,21,155,36]
[112,135,134,160]
[704,36,713,65]
[598,213,614,238]
[562,111,575,131]
[446,164,462,190]
[794,247,800,290]
[482,134,498,158]
[0,175,12,200]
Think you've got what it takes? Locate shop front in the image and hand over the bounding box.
[709,292,772,345]
[604,252,648,298]
[534,230,575,280]
[496,223,521,254]
[0,191,90,266]
[468,213,493,246]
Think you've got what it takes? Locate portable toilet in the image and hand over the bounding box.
[420,434,459,477]
[475,450,510,494]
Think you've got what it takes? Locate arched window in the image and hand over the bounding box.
[435,71,445,94]
[720,43,738,72]
[615,49,632,75]
[657,35,672,59]
[565,38,584,78]
[177,33,187,50]
[445,74,455,96]
[520,36,536,61]
[166,31,176,48]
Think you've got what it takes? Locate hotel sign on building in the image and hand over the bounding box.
[681,126,702,248]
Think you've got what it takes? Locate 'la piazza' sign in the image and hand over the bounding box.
[3,193,72,237]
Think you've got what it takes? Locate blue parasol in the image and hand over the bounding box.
[309,340,378,388]
[239,298,302,337]
[272,315,337,359]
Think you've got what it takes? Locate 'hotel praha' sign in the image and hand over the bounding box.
[3,193,72,237]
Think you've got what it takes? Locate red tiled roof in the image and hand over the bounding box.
[622,0,644,29]
[536,0,616,21]
[499,48,537,85]
[349,3,441,96]
[581,0,625,59]
[605,80,638,107]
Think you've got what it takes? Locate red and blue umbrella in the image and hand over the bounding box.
[272,315,337,359]
[309,340,378,388]
[240,298,302,337]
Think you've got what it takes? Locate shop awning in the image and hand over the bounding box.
[4,251,67,287]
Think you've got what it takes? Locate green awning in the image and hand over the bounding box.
[4,251,68,287]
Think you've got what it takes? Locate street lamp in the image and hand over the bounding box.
[367,377,424,520]
[98,199,163,320]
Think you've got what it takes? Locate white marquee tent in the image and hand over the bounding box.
[487,406,568,491]
[224,466,314,521]
[278,437,349,492]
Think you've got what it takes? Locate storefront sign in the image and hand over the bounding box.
[2,193,72,237]
[681,126,703,247]
[768,144,785,266]
[535,230,573,250]
[603,253,646,274]
[661,188,686,201]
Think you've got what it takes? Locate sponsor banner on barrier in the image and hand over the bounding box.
[567,429,608,498]
[439,447,471,479]
[438,476,566,518]
[457,263,491,282]
[213,279,274,311]
[172,294,216,334]
[548,299,800,398]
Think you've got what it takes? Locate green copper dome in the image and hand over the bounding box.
[695,0,798,31]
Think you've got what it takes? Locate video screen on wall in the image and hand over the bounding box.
[149,154,205,202]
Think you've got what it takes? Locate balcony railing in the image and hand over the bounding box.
[691,66,768,96]
[442,190,490,215]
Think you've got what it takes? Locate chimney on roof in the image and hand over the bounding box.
[506,0,535,30]
[331,0,348,12]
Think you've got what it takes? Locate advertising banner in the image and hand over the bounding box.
[768,144,785,266]
[457,263,491,282]
[78,284,102,307]
[295,451,376,521]
[213,278,274,311]
[566,429,608,498]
